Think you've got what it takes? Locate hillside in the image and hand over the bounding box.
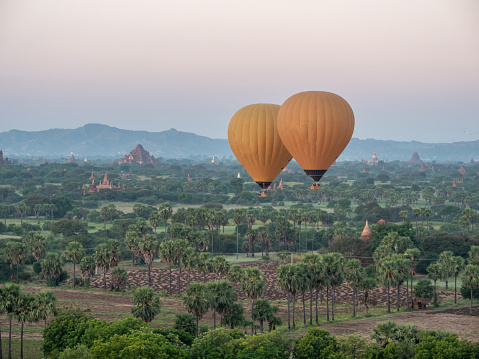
[0,124,477,162]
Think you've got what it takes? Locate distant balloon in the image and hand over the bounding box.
[228,104,292,192]
[277,91,354,187]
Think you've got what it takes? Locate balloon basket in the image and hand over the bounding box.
[310,183,321,190]
[259,190,268,197]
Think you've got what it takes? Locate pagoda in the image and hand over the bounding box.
[68,154,76,164]
[118,144,160,165]
[360,221,372,242]
[96,172,114,190]
[458,165,466,176]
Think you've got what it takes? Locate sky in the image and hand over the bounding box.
[0,0,478,143]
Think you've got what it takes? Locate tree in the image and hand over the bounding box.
[79,255,96,286]
[63,241,85,288]
[196,252,211,283]
[148,211,161,234]
[344,259,364,317]
[138,234,159,287]
[111,267,128,291]
[462,264,479,315]
[13,293,36,359]
[0,203,13,226]
[277,264,296,329]
[227,264,244,287]
[182,282,210,337]
[253,299,279,333]
[173,238,189,295]
[241,267,266,334]
[376,256,397,313]
[33,290,56,328]
[358,275,378,317]
[2,282,21,359]
[426,262,442,298]
[41,253,64,286]
[131,287,162,323]
[212,255,230,279]
[392,254,409,311]
[99,206,110,228]
[5,242,26,283]
[93,244,111,290]
[404,247,421,309]
[106,239,121,269]
[24,231,47,262]
[295,262,312,326]
[159,240,177,295]
[159,202,173,241]
[183,247,199,287]
[15,202,28,226]
[322,252,345,320]
[124,230,140,267]
[453,256,465,304]
[438,251,455,290]
[207,280,237,329]
[399,210,409,222]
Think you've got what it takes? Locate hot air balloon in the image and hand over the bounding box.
[228,104,292,196]
[277,91,354,189]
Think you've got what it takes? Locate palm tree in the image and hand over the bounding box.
[79,255,96,287]
[5,242,26,283]
[252,299,278,333]
[399,210,409,222]
[173,238,189,295]
[358,275,378,317]
[99,206,110,228]
[438,251,455,290]
[301,253,318,324]
[34,204,43,224]
[13,293,36,359]
[404,248,421,309]
[138,234,159,287]
[183,247,199,287]
[182,282,210,337]
[24,232,46,262]
[41,253,64,284]
[33,290,56,328]
[344,259,364,317]
[207,280,237,329]
[124,230,140,266]
[159,240,177,295]
[159,202,173,240]
[277,264,295,329]
[111,267,128,290]
[148,211,161,234]
[212,255,230,280]
[106,239,122,269]
[131,287,162,323]
[62,241,85,288]
[196,252,211,283]
[376,256,397,313]
[15,202,28,226]
[0,203,13,226]
[422,207,433,234]
[227,264,244,287]
[93,244,111,290]
[207,210,217,257]
[323,252,345,320]
[392,254,409,311]
[426,262,442,299]
[412,208,421,235]
[462,264,479,315]
[3,282,21,359]
[295,262,312,326]
[453,256,465,304]
[241,267,266,334]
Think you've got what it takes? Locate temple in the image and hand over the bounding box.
[118,144,160,165]
[0,151,12,165]
[367,151,379,166]
[86,172,124,194]
[409,152,422,164]
[68,154,76,164]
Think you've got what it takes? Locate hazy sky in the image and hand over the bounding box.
[1,0,478,143]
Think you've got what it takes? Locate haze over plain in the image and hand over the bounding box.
[0,0,478,143]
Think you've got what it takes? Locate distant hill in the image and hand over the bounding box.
[0,123,477,162]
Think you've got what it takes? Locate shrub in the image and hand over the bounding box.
[174,313,197,337]
[33,261,42,274]
[460,285,479,300]
[58,344,93,359]
[46,270,69,287]
[189,328,235,359]
[231,331,290,359]
[414,279,434,299]
[292,328,339,359]
[152,328,194,346]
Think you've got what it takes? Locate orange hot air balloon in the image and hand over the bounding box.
[228,104,292,194]
[277,91,354,188]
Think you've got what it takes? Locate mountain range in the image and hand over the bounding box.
[0,123,477,162]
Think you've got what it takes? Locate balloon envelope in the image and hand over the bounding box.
[277,91,354,182]
[228,104,292,189]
